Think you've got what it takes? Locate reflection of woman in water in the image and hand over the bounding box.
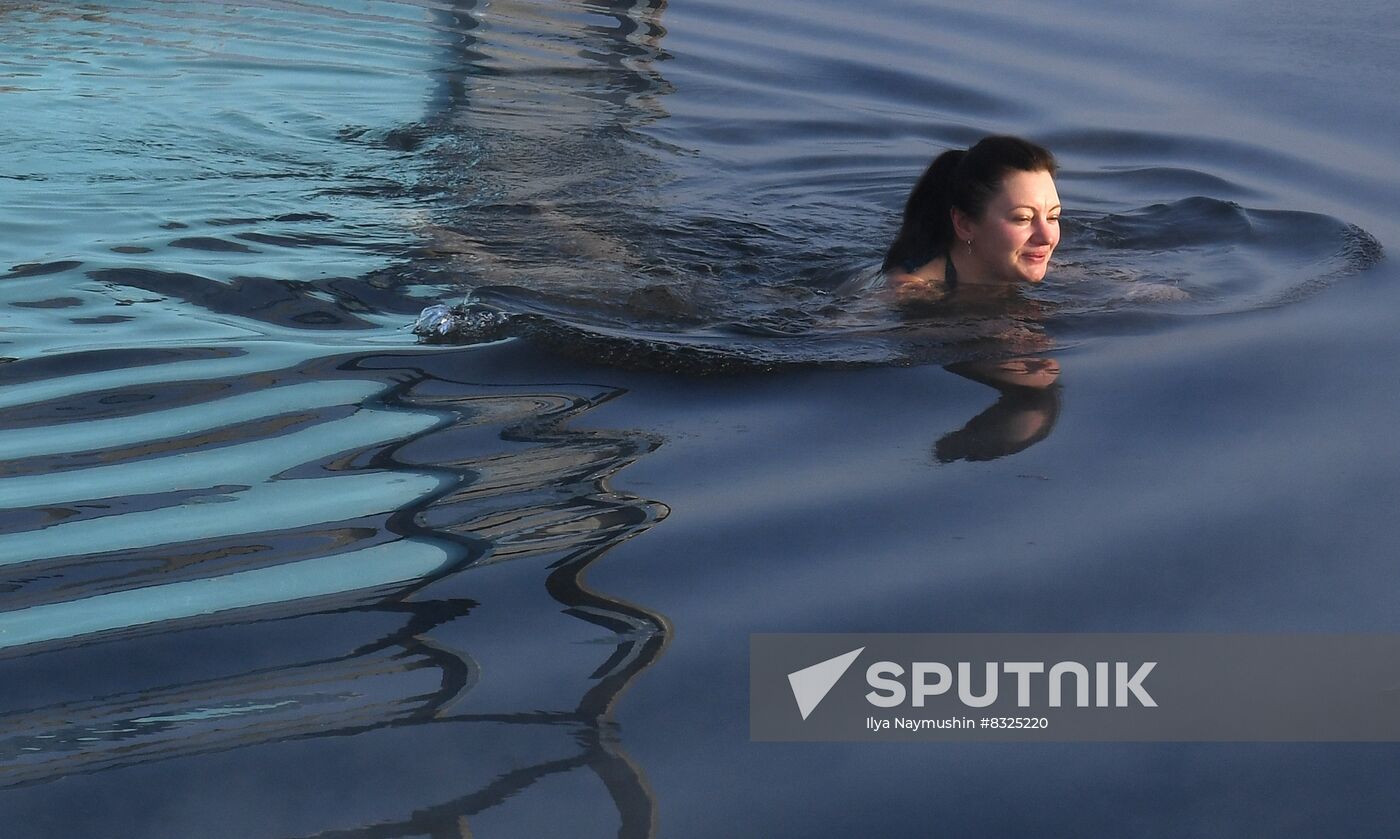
[886,135,1063,459]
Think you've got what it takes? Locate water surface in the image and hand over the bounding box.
[3,0,1399,835]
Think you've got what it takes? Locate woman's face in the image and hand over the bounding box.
[954,169,1061,284]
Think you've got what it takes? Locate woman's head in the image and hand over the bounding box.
[884,136,1059,282]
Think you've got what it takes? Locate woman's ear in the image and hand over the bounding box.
[950,207,976,243]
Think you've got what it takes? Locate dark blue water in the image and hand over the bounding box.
[3,0,1400,835]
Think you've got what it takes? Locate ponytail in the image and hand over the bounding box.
[883,149,963,272]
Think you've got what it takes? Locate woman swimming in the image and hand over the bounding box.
[887,136,1063,445]
[885,135,1061,304]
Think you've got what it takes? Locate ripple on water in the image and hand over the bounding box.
[411,191,1382,372]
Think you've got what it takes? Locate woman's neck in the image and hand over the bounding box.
[948,249,1014,289]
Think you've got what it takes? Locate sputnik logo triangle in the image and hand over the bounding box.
[787,647,865,720]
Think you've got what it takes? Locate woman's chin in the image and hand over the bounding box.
[1018,262,1050,283]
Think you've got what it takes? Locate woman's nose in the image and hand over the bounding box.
[1031,219,1056,244]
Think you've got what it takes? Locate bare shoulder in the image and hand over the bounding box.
[891,256,946,284]
[887,258,949,305]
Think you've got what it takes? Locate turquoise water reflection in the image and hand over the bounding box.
[2,3,672,833]
[3,1,442,360]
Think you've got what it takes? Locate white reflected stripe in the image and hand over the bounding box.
[0,539,452,650]
[0,407,440,508]
[0,343,318,411]
[0,380,382,460]
[0,471,443,568]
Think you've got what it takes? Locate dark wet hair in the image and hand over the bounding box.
[884,136,1057,272]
